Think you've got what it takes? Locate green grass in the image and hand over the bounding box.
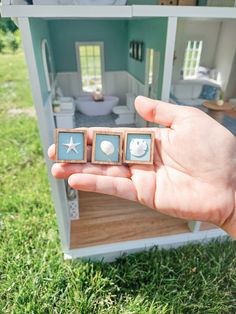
[0,50,235,314]
[0,51,33,109]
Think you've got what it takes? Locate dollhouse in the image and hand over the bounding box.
[1,0,236,261]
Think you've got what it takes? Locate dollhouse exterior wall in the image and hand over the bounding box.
[20,18,71,252]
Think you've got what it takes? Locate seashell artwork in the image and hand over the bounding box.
[55,128,87,163]
[100,140,115,156]
[92,131,123,165]
[129,139,147,157]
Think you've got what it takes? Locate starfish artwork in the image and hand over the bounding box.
[63,136,80,154]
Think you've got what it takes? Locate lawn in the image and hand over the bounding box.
[0,50,235,314]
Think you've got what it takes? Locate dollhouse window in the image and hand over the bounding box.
[76,42,104,93]
[183,40,203,79]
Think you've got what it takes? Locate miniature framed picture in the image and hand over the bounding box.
[123,130,155,165]
[55,128,87,163]
[129,41,133,58]
[138,42,143,62]
[92,131,123,165]
[133,41,138,60]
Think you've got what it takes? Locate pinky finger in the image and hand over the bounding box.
[68,173,137,202]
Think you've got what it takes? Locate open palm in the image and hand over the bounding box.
[48,96,236,237]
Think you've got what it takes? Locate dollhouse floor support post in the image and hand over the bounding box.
[188,221,202,232]
[18,18,70,251]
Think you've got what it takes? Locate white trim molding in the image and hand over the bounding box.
[1,5,236,19]
[18,18,71,250]
[64,228,227,262]
[41,38,52,92]
[0,5,132,18]
[132,6,236,19]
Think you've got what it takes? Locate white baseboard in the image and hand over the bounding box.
[56,70,145,105]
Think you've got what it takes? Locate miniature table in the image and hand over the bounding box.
[203,101,236,124]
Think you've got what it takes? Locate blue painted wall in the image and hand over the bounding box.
[127,18,168,98]
[48,20,128,72]
[29,19,55,104]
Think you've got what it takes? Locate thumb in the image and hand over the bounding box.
[135,96,180,127]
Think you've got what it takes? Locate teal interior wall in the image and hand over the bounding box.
[197,0,207,5]
[29,18,55,104]
[48,20,128,72]
[127,18,168,98]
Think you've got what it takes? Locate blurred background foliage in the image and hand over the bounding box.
[0,18,20,53]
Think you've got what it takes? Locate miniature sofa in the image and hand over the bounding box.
[170,79,221,107]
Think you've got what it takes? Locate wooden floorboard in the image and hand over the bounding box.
[70,192,190,249]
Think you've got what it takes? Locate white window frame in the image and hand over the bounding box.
[75,41,105,95]
[41,39,52,92]
[183,40,203,80]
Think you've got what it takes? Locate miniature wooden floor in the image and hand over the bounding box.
[70,192,192,249]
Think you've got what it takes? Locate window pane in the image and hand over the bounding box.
[79,46,86,57]
[94,56,101,68]
[95,67,101,75]
[86,46,93,56]
[85,56,93,67]
[183,40,202,79]
[87,68,94,76]
[78,43,103,92]
[81,67,87,76]
[80,56,87,68]
[94,46,100,56]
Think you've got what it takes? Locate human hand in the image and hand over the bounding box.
[48,96,236,238]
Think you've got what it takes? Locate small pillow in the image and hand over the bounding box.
[199,84,218,100]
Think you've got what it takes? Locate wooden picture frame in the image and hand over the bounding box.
[123,130,155,165]
[55,128,87,163]
[129,41,133,58]
[138,42,143,62]
[134,41,138,60]
[91,130,123,165]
